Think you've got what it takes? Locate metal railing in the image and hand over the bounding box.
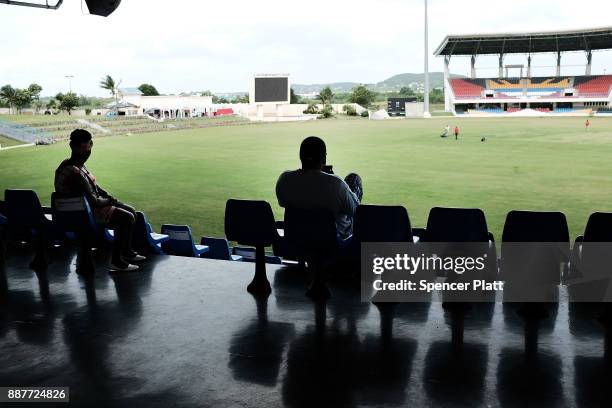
[0,119,54,144]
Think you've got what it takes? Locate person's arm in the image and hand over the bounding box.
[72,173,112,208]
[275,173,288,208]
[338,180,359,217]
[97,185,112,199]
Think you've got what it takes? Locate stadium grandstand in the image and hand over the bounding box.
[435,27,612,115]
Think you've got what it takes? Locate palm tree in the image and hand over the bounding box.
[99,75,121,112]
[318,86,334,105]
[0,85,17,114]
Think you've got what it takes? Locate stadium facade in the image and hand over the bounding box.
[435,27,612,116]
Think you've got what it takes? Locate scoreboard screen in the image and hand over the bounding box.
[387,97,417,116]
[254,77,289,103]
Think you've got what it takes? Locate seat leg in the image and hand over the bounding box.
[76,236,95,275]
[29,228,48,272]
[0,229,6,263]
[247,246,271,295]
[305,259,331,299]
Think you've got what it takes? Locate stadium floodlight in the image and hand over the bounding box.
[0,0,64,10]
[423,0,431,118]
[65,75,74,92]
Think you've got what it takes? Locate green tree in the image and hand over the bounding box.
[27,84,42,113]
[290,88,301,104]
[0,85,17,113]
[303,101,319,114]
[399,86,415,96]
[138,83,160,96]
[13,88,33,113]
[46,99,57,110]
[201,90,213,96]
[28,83,43,113]
[430,88,444,104]
[78,94,92,107]
[230,93,249,104]
[349,85,376,108]
[99,74,120,110]
[318,86,334,105]
[212,95,229,104]
[56,92,79,115]
[320,103,334,118]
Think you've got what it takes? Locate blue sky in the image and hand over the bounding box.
[1,0,611,96]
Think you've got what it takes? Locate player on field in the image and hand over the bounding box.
[440,125,450,138]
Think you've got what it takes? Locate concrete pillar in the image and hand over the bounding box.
[471,55,476,79]
[444,56,452,112]
[499,54,504,78]
[586,51,592,76]
[556,52,562,77]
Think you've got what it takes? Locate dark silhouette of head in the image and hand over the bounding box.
[69,129,93,164]
[299,136,326,170]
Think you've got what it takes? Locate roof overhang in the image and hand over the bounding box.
[435,27,612,56]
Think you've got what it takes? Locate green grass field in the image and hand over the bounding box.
[1,116,612,240]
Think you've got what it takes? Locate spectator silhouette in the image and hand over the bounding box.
[276,136,362,240]
[54,129,145,272]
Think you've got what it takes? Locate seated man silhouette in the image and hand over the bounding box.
[55,129,145,272]
[276,136,362,241]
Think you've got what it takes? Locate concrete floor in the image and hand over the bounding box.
[0,246,611,407]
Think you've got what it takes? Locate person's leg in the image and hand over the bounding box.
[344,173,363,201]
[107,207,135,266]
[114,201,136,217]
[113,202,140,257]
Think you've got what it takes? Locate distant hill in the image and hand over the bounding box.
[292,72,464,94]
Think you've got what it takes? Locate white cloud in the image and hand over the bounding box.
[1,0,611,96]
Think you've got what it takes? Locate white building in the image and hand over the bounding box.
[111,88,214,119]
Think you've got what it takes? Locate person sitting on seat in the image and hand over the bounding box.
[276,136,362,240]
[54,129,145,272]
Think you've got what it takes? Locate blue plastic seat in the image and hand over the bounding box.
[133,212,169,254]
[283,207,339,257]
[353,204,413,243]
[160,224,208,257]
[52,193,97,235]
[4,189,53,233]
[500,210,569,304]
[225,199,278,294]
[51,193,100,274]
[568,212,612,301]
[425,207,493,243]
[5,189,54,270]
[283,207,339,298]
[200,236,243,261]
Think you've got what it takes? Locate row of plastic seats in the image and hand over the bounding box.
[223,198,612,298]
[0,189,265,266]
[1,189,172,273]
[159,224,245,262]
